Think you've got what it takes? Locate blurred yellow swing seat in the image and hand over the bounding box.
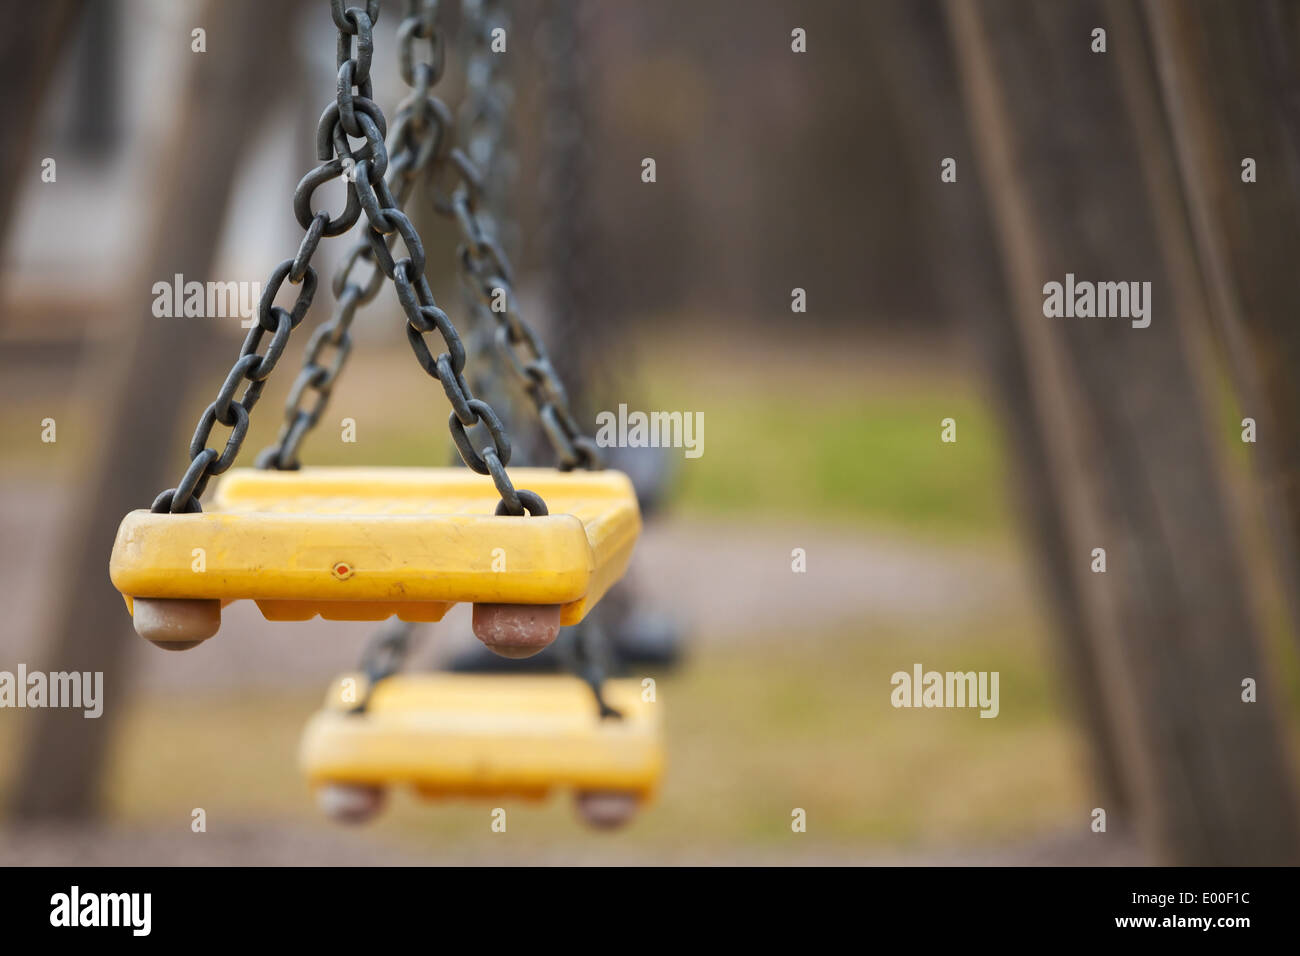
[300,673,664,828]
[108,467,641,651]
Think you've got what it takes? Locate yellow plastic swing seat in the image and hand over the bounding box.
[109,467,641,648]
[300,673,663,825]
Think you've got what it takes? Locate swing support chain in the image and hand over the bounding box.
[454,0,621,720]
[149,168,336,507]
[352,617,418,712]
[457,0,520,459]
[149,2,381,513]
[256,1,453,471]
[340,0,618,689]
[568,615,623,721]
[453,0,621,712]
[334,0,545,517]
[437,0,604,474]
[153,0,543,518]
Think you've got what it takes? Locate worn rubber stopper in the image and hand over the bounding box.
[574,790,639,830]
[132,598,221,651]
[316,784,386,824]
[471,603,562,658]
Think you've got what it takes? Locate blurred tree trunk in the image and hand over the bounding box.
[1144,0,1300,632]
[10,0,307,820]
[865,0,1128,813]
[0,0,86,289]
[945,0,1300,864]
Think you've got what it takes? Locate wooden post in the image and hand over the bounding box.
[1144,0,1300,636]
[0,0,86,282]
[864,0,1129,813]
[10,0,307,820]
[945,0,1300,864]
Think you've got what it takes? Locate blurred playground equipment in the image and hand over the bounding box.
[301,672,662,827]
[3,0,1300,865]
[103,0,667,828]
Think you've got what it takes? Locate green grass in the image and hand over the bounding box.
[1,340,1012,542]
[174,342,1014,542]
[282,390,1010,540]
[663,389,1009,539]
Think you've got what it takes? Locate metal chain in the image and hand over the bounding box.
[346,1,613,703]
[150,2,382,512]
[457,0,528,465]
[351,617,419,711]
[336,0,546,516]
[348,3,600,697]
[458,0,515,263]
[256,2,456,469]
[156,0,543,517]
[432,0,604,473]
[567,614,622,719]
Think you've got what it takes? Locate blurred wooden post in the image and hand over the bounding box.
[1144,0,1300,633]
[945,0,1300,864]
[865,0,1128,813]
[10,0,306,820]
[0,0,86,283]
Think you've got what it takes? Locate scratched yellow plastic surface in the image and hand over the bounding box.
[300,674,663,800]
[109,467,641,626]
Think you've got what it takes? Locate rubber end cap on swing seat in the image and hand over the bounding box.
[574,790,640,829]
[131,597,221,650]
[472,603,562,658]
[316,783,387,824]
